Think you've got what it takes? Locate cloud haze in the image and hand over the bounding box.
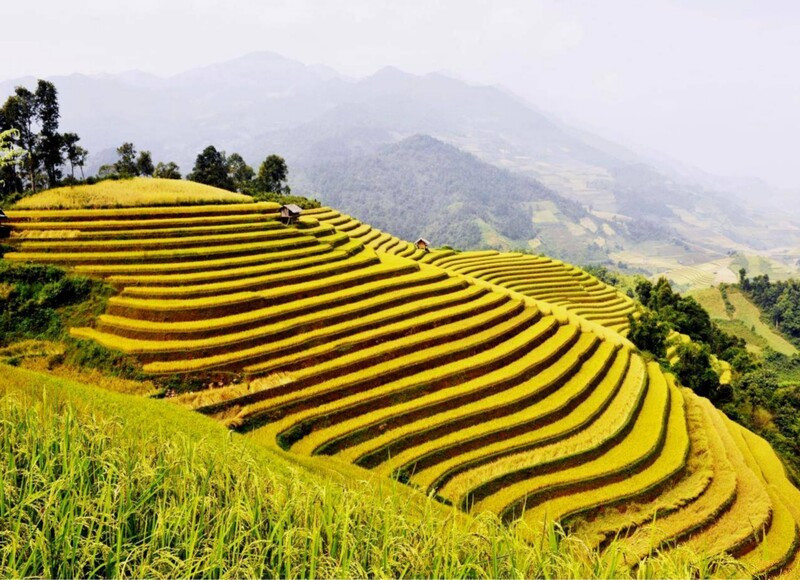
[3,0,799,188]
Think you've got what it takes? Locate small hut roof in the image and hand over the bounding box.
[415,238,430,245]
[282,204,302,214]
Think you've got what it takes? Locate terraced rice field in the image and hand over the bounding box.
[3,200,799,576]
[306,208,637,334]
[12,177,254,209]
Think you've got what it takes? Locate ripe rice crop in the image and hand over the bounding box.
[395,346,632,491]
[3,199,799,574]
[518,378,689,531]
[11,178,257,209]
[6,364,751,579]
[571,390,714,548]
[460,362,667,518]
[296,325,589,458]
[340,336,612,469]
[671,402,771,558]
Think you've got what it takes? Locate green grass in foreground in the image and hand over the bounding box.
[0,364,745,578]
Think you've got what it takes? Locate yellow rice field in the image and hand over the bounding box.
[11,177,254,209]
[2,186,798,576]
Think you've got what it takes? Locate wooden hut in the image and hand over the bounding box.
[415,238,431,252]
[279,204,302,224]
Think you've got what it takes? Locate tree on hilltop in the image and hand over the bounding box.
[154,161,181,180]
[35,80,63,187]
[627,310,668,358]
[227,153,254,193]
[188,146,235,191]
[61,133,88,179]
[255,154,290,194]
[186,148,293,195]
[101,143,167,179]
[0,80,78,193]
[1,86,39,192]
[673,342,727,401]
[114,143,139,178]
[136,150,154,177]
[0,129,27,194]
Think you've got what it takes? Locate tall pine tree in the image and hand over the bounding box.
[35,80,63,188]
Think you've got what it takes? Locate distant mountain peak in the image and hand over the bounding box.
[371,65,413,78]
[170,50,338,84]
[393,134,448,149]
[222,50,314,70]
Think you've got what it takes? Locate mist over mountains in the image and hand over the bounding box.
[2,51,798,272]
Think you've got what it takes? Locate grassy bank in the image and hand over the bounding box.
[691,286,797,356]
[0,365,744,578]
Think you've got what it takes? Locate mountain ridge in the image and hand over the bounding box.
[2,51,798,276]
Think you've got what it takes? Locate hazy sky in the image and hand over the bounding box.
[3,0,799,189]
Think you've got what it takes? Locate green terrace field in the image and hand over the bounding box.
[657,254,799,293]
[691,286,798,356]
[2,193,799,577]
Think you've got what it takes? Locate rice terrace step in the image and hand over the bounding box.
[3,199,799,578]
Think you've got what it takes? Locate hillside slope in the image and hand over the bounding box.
[658,254,799,293]
[299,135,637,264]
[0,364,572,578]
[2,192,799,576]
[691,286,797,356]
[2,363,757,578]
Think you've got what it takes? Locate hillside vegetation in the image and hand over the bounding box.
[691,286,797,356]
[11,177,254,209]
[1,182,799,577]
[659,255,799,293]
[298,135,617,264]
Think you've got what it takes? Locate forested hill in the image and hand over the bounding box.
[297,135,602,259]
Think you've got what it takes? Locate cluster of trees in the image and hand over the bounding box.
[582,264,622,288]
[1,81,310,208]
[0,129,26,176]
[0,80,87,196]
[739,269,800,344]
[98,143,181,180]
[187,146,290,196]
[628,277,753,402]
[627,273,800,482]
[727,268,800,481]
[633,277,750,362]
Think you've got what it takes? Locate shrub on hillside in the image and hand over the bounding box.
[583,264,620,288]
[628,310,669,358]
[250,191,321,209]
[673,342,730,402]
[0,262,96,346]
